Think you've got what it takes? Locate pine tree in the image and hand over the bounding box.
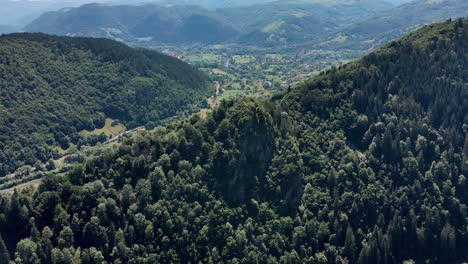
[343,226,357,263]
[0,234,9,264]
[462,134,468,174]
[440,223,456,263]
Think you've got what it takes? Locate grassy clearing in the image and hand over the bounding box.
[233,55,254,64]
[0,179,43,195]
[187,54,222,64]
[331,34,347,44]
[212,69,228,75]
[80,118,126,137]
[262,20,285,33]
[265,54,284,60]
[199,109,211,121]
[136,37,153,42]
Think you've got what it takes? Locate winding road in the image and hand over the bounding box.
[0,126,146,195]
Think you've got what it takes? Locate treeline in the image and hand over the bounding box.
[0,19,466,263]
[0,33,211,176]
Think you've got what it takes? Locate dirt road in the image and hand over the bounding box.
[215,81,220,96]
[104,126,145,144]
[0,126,146,194]
[0,179,43,195]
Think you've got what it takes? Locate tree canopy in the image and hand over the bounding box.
[0,33,211,176]
[0,19,466,263]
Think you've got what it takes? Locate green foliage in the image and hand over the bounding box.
[0,19,466,263]
[0,235,9,264]
[0,33,210,176]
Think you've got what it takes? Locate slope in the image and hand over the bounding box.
[324,0,468,50]
[0,19,466,263]
[0,33,211,177]
[24,0,392,47]
[223,0,393,47]
[156,0,277,8]
[24,3,240,45]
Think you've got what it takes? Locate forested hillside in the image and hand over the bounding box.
[0,33,211,176]
[0,19,466,263]
[325,0,468,50]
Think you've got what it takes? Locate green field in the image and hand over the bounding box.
[80,118,126,138]
[187,53,222,64]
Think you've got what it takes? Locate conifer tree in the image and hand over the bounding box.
[0,235,9,264]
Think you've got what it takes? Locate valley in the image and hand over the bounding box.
[0,33,211,178]
[144,42,362,103]
[0,41,359,192]
[0,19,465,263]
[0,0,466,262]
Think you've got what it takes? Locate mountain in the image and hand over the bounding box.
[25,3,240,44]
[0,0,112,27]
[0,33,211,177]
[156,0,277,8]
[0,19,466,263]
[24,0,393,46]
[221,0,393,46]
[324,0,468,50]
[384,0,413,4]
[17,0,468,48]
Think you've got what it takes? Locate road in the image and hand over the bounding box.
[0,126,146,194]
[0,179,43,195]
[215,81,220,96]
[104,126,145,144]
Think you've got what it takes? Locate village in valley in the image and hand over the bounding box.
[144,43,359,101]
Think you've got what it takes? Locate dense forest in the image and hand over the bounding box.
[0,19,466,263]
[0,33,211,176]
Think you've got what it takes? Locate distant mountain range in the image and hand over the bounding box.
[19,0,468,48]
[224,0,393,47]
[24,0,393,46]
[0,0,279,28]
[156,0,277,8]
[24,4,240,44]
[0,0,106,26]
[322,0,468,50]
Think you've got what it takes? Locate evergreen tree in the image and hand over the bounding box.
[343,226,356,263]
[0,235,9,264]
